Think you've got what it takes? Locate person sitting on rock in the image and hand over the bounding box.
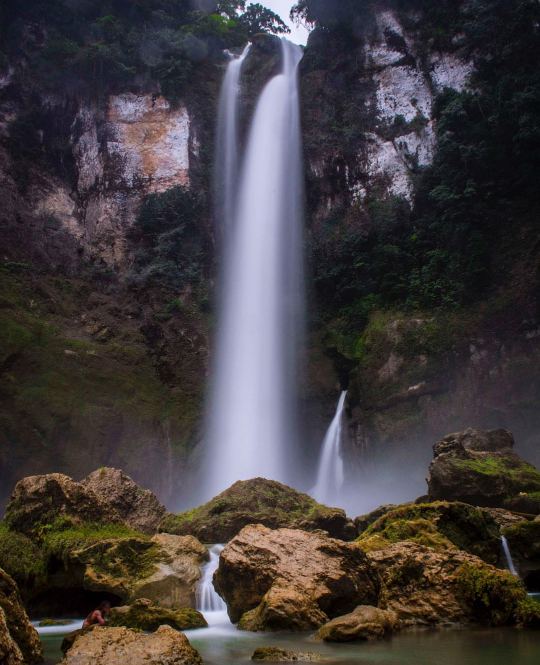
[82,601,111,627]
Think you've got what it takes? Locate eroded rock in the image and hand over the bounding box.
[315,605,400,642]
[0,568,43,664]
[60,625,202,665]
[426,429,540,508]
[82,468,168,535]
[251,647,327,661]
[6,474,121,537]
[160,478,356,542]
[214,524,379,631]
[108,598,207,631]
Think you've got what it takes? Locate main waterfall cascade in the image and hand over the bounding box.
[196,544,227,613]
[312,391,347,506]
[204,38,305,500]
[214,44,251,233]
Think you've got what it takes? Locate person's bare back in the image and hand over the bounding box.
[82,601,111,627]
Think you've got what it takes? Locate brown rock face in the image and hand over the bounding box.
[6,474,121,536]
[0,607,23,665]
[82,468,168,535]
[214,525,379,631]
[426,429,540,508]
[368,542,484,625]
[315,605,401,642]
[60,625,202,665]
[0,568,43,664]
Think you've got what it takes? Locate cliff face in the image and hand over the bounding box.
[0,0,539,510]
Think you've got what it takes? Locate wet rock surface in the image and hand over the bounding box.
[427,429,540,508]
[108,598,207,631]
[60,625,203,665]
[82,468,168,535]
[160,478,356,542]
[214,524,379,631]
[0,568,43,664]
[502,521,540,591]
[315,605,401,642]
[5,474,122,537]
[251,646,327,661]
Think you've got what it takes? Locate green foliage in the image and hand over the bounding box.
[0,522,47,588]
[128,185,206,289]
[240,3,291,37]
[456,562,538,626]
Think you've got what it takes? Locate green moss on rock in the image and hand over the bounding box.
[159,478,356,542]
[108,599,207,631]
[0,522,47,591]
[356,502,500,563]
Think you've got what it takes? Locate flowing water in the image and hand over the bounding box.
[501,535,519,576]
[215,45,251,233]
[196,544,227,613]
[312,391,347,505]
[204,38,304,499]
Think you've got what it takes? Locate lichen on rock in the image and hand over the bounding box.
[108,598,207,632]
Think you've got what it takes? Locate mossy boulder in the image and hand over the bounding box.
[0,523,47,598]
[502,521,540,591]
[251,647,327,661]
[38,619,75,627]
[5,474,122,538]
[108,598,207,631]
[354,505,403,535]
[356,501,501,564]
[159,478,355,542]
[0,568,43,663]
[427,428,540,508]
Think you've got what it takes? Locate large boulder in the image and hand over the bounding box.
[426,429,540,509]
[354,505,402,535]
[0,568,43,664]
[108,598,207,631]
[368,541,537,626]
[160,478,356,542]
[315,605,400,642]
[82,468,168,536]
[5,474,122,537]
[356,501,501,564]
[60,625,202,665]
[214,524,379,631]
[502,521,540,591]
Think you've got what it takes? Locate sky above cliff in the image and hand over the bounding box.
[263,0,310,44]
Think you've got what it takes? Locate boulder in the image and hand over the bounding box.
[5,474,122,537]
[354,505,402,535]
[82,468,168,536]
[251,647,327,661]
[108,598,207,631]
[214,524,379,631]
[480,508,527,529]
[315,605,400,642]
[502,521,540,591]
[0,607,23,665]
[356,501,501,564]
[160,478,356,542]
[367,541,535,626]
[426,429,540,508]
[38,619,75,627]
[0,568,43,664]
[128,534,208,608]
[60,625,203,665]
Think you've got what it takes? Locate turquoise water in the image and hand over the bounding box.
[38,612,540,665]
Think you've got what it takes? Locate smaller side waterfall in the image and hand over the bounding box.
[196,544,227,612]
[501,536,519,576]
[312,391,347,506]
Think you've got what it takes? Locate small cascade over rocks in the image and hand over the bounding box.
[312,392,347,506]
[196,545,227,613]
[501,535,519,576]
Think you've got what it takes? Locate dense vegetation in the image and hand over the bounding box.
[302,0,540,327]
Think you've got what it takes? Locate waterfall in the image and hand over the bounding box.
[501,536,519,576]
[312,391,347,506]
[196,544,227,613]
[204,38,304,499]
[215,45,251,233]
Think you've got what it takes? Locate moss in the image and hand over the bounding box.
[356,502,500,563]
[108,603,207,631]
[454,458,540,493]
[502,521,540,559]
[0,522,47,588]
[456,562,539,626]
[38,619,74,627]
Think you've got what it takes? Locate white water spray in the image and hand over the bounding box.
[215,45,251,232]
[501,536,519,576]
[204,38,304,498]
[312,391,347,506]
[196,544,227,613]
